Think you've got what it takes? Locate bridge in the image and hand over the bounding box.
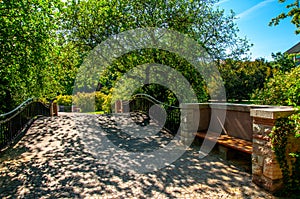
[0,98,275,198]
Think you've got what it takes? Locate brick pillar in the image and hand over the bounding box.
[53,102,58,116]
[180,104,200,145]
[250,107,294,192]
[114,100,130,113]
[50,102,58,116]
[115,100,122,113]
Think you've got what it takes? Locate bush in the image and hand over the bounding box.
[95,91,112,113]
[55,95,73,106]
[101,92,112,113]
[73,92,95,112]
[252,66,300,106]
[73,92,112,113]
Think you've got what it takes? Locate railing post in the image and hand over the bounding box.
[250,107,296,192]
[50,102,58,116]
[114,100,130,113]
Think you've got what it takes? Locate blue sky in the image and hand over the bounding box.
[215,0,299,60]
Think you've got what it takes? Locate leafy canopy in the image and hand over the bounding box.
[60,0,251,60]
[60,0,252,103]
[270,0,300,34]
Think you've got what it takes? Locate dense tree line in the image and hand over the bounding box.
[218,58,273,101]
[1,0,61,111]
[2,0,293,113]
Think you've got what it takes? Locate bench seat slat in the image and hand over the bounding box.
[195,132,252,154]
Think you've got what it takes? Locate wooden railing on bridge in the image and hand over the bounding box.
[0,98,51,150]
[126,94,181,134]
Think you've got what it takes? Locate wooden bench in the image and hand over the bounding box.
[195,131,252,155]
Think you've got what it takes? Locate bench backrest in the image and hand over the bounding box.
[183,103,272,141]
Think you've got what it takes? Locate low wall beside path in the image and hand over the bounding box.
[114,98,297,192]
[179,103,272,141]
[180,103,296,192]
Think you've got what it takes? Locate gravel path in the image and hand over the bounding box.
[0,113,276,198]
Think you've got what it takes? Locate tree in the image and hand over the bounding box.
[270,52,296,73]
[60,0,252,102]
[0,0,63,112]
[252,57,299,106]
[60,0,250,60]
[218,59,273,101]
[270,0,300,34]
[0,0,253,113]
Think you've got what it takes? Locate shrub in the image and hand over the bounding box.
[73,92,95,112]
[95,91,112,113]
[72,92,112,113]
[101,92,112,113]
[55,95,73,106]
[252,66,300,106]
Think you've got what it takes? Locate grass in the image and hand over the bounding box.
[87,111,105,115]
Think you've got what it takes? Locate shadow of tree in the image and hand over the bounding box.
[0,114,275,198]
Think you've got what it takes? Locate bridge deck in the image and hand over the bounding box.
[0,113,273,198]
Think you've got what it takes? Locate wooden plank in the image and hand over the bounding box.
[195,132,252,154]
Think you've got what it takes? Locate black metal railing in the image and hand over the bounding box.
[0,98,50,150]
[128,94,181,134]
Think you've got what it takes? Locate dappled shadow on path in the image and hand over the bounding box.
[0,113,275,198]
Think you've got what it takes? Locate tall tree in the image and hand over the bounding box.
[60,0,250,59]
[0,0,62,112]
[60,0,252,102]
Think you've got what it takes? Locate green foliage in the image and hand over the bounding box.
[61,0,251,60]
[132,84,180,106]
[0,0,252,113]
[252,66,300,106]
[102,49,209,103]
[0,0,64,112]
[270,0,300,34]
[271,52,296,73]
[254,53,300,194]
[73,92,95,112]
[252,53,299,106]
[270,118,290,191]
[61,0,252,102]
[271,111,300,194]
[50,42,81,95]
[218,58,272,101]
[55,95,73,106]
[95,91,112,113]
[72,92,112,113]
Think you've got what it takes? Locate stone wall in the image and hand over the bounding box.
[181,103,297,192]
[180,103,271,141]
[180,103,201,145]
[251,107,295,192]
[116,100,298,192]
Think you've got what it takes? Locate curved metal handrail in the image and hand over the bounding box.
[0,98,51,150]
[0,98,34,118]
[0,98,49,123]
[130,93,180,109]
[128,93,181,134]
